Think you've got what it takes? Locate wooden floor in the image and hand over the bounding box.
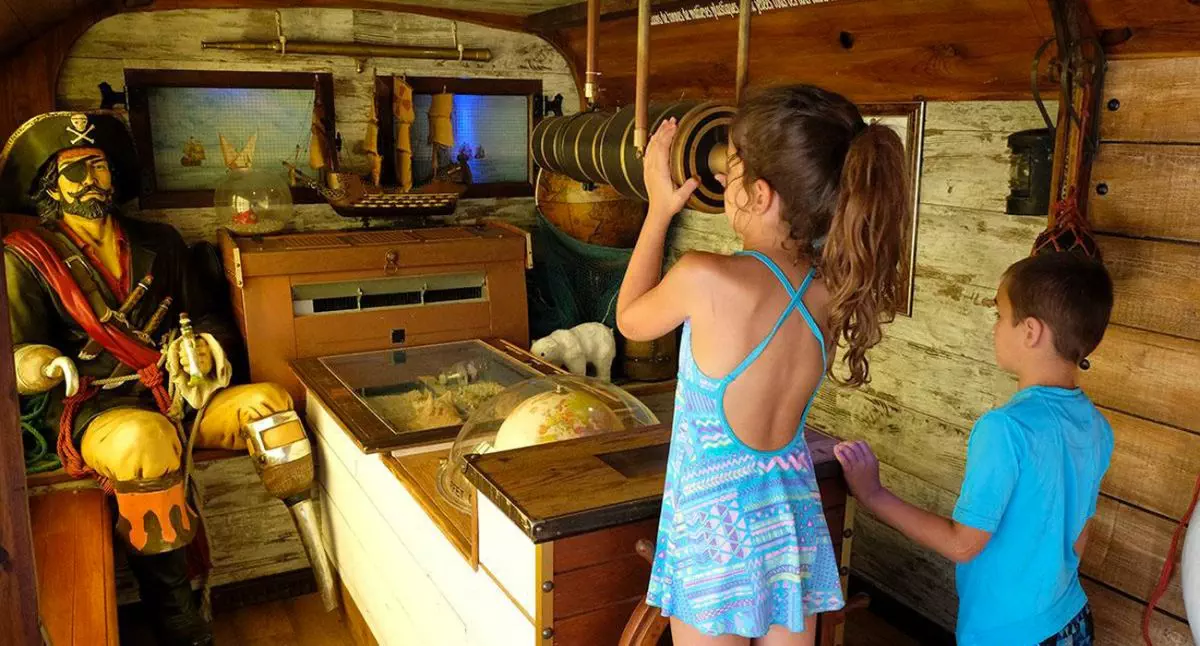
[120,592,924,646]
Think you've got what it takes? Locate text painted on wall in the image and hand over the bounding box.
[650,0,833,26]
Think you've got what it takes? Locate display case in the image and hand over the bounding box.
[298,342,852,646]
[293,338,555,453]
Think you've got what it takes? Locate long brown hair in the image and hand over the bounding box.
[731,85,910,386]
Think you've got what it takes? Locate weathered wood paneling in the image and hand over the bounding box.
[1083,324,1200,433]
[1090,143,1200,243]
[1100,57,1200,143]
[1102,409,1200,523]
[1083,580,1194,646]
[191,456,311,586]
[55,7,579,243]
[1085,497,1186,618]
[1098,234,1200,341]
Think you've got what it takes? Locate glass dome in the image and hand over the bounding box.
[436,375,658,512]
[214,168,293,236]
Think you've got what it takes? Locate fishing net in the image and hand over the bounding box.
[527,211,632,340]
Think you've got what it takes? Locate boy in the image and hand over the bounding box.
[834,252,1115,646]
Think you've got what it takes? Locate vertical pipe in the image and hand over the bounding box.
[634,0,651,157]
[736,0,751,104]
[585,0,599,107]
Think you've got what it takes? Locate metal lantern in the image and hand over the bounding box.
[1006,127,1055,216]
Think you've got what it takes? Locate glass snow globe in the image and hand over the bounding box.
[214,168,293,236]
[436,375,658,512]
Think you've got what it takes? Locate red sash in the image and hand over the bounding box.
[5,228,159,369]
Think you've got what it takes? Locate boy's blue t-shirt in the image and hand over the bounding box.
[953,385,1114,646]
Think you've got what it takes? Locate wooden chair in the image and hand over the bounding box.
[617,539,869,646]
[29,488,120,646]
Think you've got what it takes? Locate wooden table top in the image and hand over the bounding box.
[464,426,842,543]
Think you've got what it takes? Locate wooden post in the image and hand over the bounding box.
[1045,0,1102,227]
[634,0,650,157]
[735,0,752,104]
[0,237,40,645]
[584,0,599,107]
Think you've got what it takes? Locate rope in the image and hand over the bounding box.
[54,362,176,495]
[1142,473,1200,645]
[57,376,112,494]
[20,393,59,474]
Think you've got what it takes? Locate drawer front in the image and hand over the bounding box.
[293,301,494,357]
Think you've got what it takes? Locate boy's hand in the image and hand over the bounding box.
[834,440,884,505]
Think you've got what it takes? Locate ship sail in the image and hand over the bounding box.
[395,77,415,192]
[219,133,256,170]
[364,80,381,187]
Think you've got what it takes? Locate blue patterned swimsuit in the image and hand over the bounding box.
[645,251,846,637]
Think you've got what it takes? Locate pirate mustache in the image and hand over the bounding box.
[68,185,112,200]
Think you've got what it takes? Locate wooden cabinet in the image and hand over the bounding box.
[300,350,853,645]
[219,225,530,403]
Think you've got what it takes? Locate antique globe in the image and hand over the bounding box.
[536,170,646,248]
[436,375,658,512]
[214,168,293,236]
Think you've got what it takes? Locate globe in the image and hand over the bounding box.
[492,389,625,450]
[536,170,646,248]
[436,375,658,512]
[214,168,293,236]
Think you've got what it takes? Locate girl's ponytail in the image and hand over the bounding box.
[821,122,910,387]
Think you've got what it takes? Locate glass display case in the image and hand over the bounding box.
[437,375,658,512]
[313,340,545,451]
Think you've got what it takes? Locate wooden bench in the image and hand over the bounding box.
[29,488,119,646]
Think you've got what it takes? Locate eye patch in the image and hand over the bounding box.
[58,158,104,183]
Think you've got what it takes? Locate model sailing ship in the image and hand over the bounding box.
[180,136,206,167]
[286,77,468,227]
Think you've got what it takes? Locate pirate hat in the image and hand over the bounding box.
[0,110,141,215]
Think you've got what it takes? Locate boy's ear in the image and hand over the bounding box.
[1023,316,1046,349]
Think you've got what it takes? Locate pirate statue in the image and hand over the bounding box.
[0,112,327,645]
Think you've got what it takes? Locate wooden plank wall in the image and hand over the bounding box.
[1082,55,1200,641]
[55,7,579,243]
[666,100,1196,645]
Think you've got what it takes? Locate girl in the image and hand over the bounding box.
[616,85,911,645]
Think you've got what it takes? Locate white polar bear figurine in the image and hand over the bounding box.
[531,322,616,382]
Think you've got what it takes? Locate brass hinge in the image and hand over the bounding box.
[232,245,244,287]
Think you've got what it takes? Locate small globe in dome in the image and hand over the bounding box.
[214,168,293,236]
[436,375,657,513]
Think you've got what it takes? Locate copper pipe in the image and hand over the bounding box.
[585,0,600,106]
[735,0,751,104]
[202,40,492,62]
[634,0,651,157]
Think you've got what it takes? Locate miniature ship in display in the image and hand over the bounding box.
[284,162,462,226]
[180,137,206,167]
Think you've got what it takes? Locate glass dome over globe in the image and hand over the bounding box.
[214,168,293,236]
[436,375,658,512]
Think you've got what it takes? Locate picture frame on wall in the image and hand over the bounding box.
[125,69,336,209]
[376,76,542,199]
[859,101,926,317]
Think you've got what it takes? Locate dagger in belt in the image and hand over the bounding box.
[101,296,174,388]
[78,275,154,361]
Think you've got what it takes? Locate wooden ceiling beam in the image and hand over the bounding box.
[135,0,529,32]
[549,0,1059,105]
[526,0,672,32]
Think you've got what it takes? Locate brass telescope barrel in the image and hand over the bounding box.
[202,40,492,62]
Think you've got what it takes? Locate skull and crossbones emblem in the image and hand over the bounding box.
[67,113,95,145]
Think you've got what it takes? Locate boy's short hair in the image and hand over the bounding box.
[1002,252,1114,364]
